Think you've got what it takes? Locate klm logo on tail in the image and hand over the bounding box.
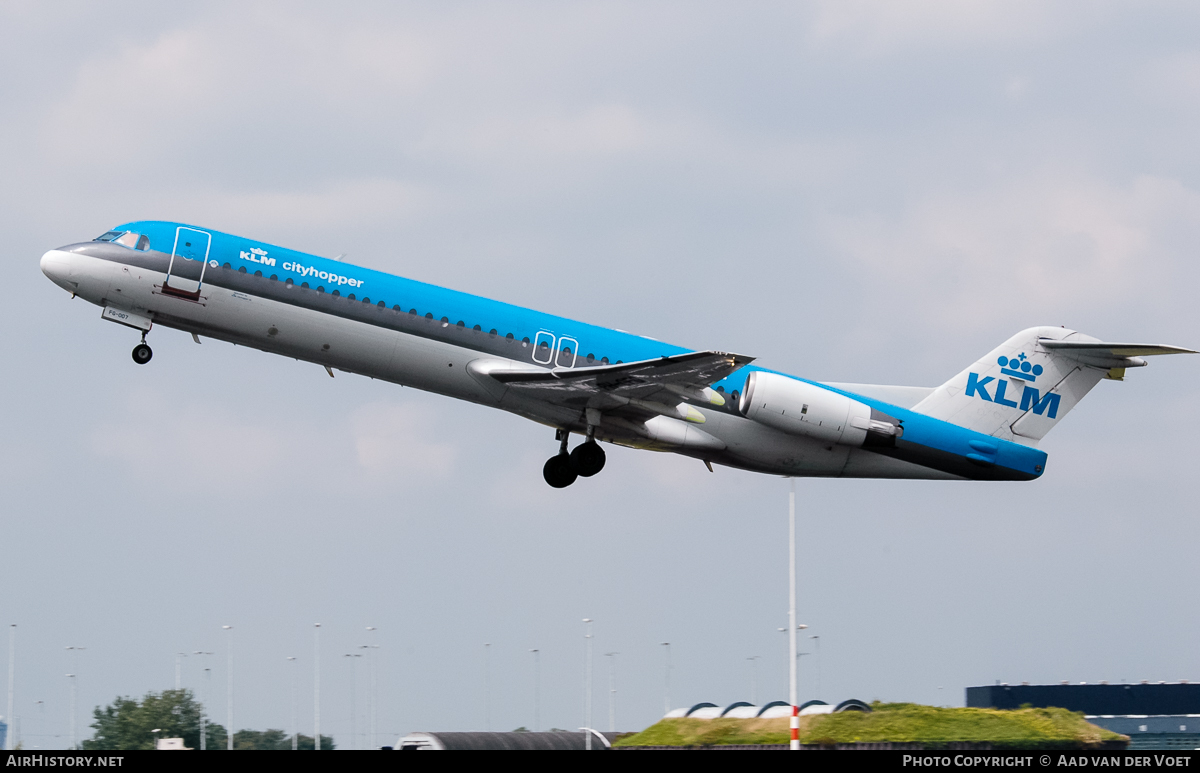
[965,354,1061,418]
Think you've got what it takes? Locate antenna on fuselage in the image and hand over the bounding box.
[332,254,346,262]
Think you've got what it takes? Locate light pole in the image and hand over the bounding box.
[6,625,14,752]
[604,652,618,732]
[364,626,379,749]
[778,626,807,701]
[660,642,671,715]
[529,649,540,732]
[202,667,211,750]
[193,651,213,751]
[747,656,761,706]
[344,654,362,750]
[809,635,821,700]
[314,624,321,751]
[582,619,593,751]
[287,657,297,751]
[66,674,76,749]
[483,643,491,732]
[175,653,187,691]
[222,626,233,750]
[64,647,85,750]
[788,478,798,751]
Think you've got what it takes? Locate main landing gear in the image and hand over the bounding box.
[131,333,153,365]
[543,428,607,488]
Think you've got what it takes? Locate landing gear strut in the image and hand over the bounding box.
[131,333,153,365]
[543,429,577,488]
[542,428,608,487]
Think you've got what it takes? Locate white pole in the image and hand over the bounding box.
[365,627,378,750]
[223,626,233,750]
[314,624,321,751]
[484,643,491,732]
[344,654,360,750]
[6,625,14,752]
[605,653,618,732]
[67,674,76,750]
[660,642,670,715]
[748,655,760,706]
[64,646,85,750]
[810,635,821,700]
[789,479,799,750]
[201,667,209,750]
[287,657,297,751]
[583,619,593,750]
[529,649,540,732]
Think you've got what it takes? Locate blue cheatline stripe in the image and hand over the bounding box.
[118,220,693,368]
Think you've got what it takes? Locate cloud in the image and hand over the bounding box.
[350,401,457,479]
[823,174,1200,333]
[805,0,1063,56]
[87,391,458,491]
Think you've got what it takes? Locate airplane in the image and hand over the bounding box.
[40,221,1195,487]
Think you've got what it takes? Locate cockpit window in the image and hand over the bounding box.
[98,231,151,251]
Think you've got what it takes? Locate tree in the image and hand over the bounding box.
[83,689,206,750]
[82,689,335,750]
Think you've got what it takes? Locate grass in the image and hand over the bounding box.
[612,703,1127,748]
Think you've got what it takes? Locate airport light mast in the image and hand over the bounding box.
[789,479,799,750]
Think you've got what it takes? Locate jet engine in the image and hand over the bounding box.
[738,371,902,447]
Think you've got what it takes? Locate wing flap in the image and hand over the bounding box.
[486,350,753,419]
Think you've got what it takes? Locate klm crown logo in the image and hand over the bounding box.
[998,353,1043,382]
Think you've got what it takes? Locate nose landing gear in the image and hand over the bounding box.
[131,333,153,365]
[542,428,608,487]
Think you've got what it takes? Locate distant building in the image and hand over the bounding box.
[396,731,617,750]
[967,682,1200,750]
[0,718,6,751]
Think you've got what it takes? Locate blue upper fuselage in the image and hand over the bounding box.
[110,220,1048,480]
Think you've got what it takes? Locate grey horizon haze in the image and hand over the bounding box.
[2,1,1199,749]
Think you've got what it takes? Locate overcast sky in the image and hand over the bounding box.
[2,0,1199,749]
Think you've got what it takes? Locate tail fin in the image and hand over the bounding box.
[911,326,1194,446]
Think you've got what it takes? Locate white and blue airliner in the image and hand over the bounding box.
[40,222,1194,487]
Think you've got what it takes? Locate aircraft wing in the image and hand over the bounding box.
[486,350,754,416]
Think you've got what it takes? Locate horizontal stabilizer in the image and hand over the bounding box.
[1038,339,1196,362]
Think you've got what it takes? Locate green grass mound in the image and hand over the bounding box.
[613,703,1127,748]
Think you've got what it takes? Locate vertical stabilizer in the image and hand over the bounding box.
[912,327,1110,446]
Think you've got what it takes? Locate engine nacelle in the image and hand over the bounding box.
[738,371,902,447]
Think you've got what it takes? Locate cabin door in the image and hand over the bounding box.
[163,227,212,300]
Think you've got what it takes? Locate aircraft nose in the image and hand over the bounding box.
[40,249,77,292]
